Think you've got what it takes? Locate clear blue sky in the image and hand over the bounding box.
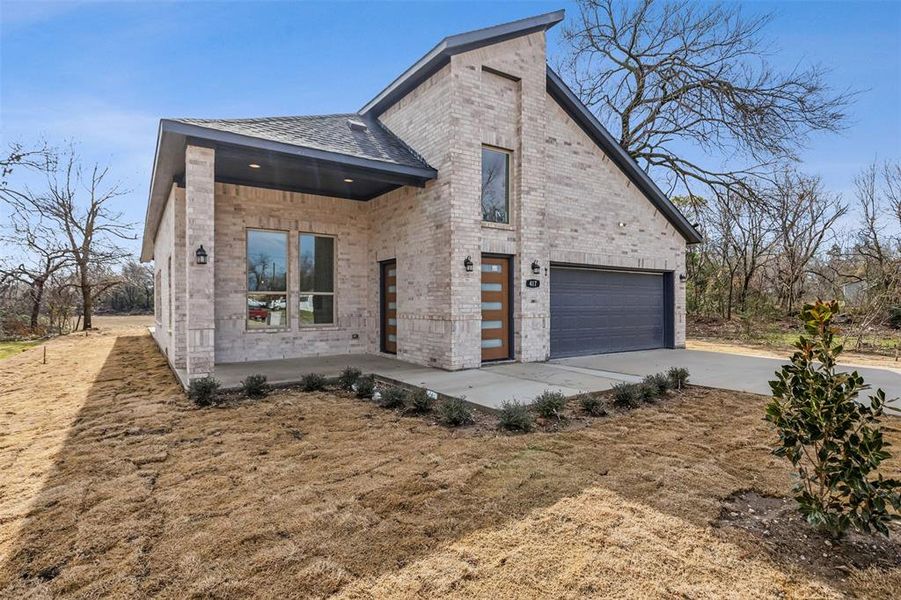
[2,1,899,255]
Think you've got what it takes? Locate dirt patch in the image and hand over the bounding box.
[1,325,899,598]
[717,490,901,594]
[688,315,901,370]
[689,339,901,372]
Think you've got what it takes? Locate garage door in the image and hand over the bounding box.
[550,267,667,358]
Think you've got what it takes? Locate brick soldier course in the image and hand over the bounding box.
[140,10,702,385]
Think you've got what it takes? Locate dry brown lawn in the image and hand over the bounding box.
[1,321,899,599]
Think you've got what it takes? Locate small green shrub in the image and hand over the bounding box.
[338,366,362,391]
[299,372,327,392]
[242,374,269,399]
[379,386,407,409]
[766,300,901,537]
[644,373,671,395]
[355,374,376,399]
[532,390,567,420]
[667,367,690,390]
[611,383,640,408]
[637,382,659,402]
[578,393,606,417]
[409,388,434,413]
[188,376,221,406]
[438,398,474,427]
[498,400,533,432]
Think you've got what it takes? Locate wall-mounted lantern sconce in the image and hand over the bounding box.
[464,255,474,272]
[679,273,687,282]
[530,261,541,275]
[195,245,208,265]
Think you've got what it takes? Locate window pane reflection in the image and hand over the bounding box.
[247,294,288,329]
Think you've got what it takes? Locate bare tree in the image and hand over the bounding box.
[854,162,899,291]
[766,170,846,314]
[0,141,55,201]
[559,0,853,200]
[4,150,135,330]
[0,212,71,330]
[96,259,154,314]
[880,161,901,230]
[724,189,778,314]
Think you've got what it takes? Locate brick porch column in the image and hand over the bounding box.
[184,144,215,380]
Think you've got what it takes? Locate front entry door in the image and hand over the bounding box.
[481,255,511,361]
[381,260,397,354]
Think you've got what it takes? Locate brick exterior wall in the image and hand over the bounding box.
[449,33,552,366]
[184,145,216,379]
[151,184,174,357]
[151,184,188,369]
[375,63,458,367]
[544,99,687,347]
[151,28,688,374]
[213,183,373,363]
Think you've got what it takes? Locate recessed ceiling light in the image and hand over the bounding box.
[343,178,354,183]
[248,163,261,169]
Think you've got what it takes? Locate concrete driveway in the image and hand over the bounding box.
[544,349,901,411]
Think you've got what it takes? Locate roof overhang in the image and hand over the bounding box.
[546,67,704,245]
[140,120,438,261]
[360,9,565,116]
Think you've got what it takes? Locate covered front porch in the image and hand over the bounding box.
[142,114,438,382]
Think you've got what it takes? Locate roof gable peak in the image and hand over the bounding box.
[360,9,564,116]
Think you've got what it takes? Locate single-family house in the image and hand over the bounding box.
[140,9,702,385]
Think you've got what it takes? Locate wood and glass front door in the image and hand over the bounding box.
[481,255,511,361]
[381,260,397,354]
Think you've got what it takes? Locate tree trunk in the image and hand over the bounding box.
[80,265,93,330]
[29,279,45,330]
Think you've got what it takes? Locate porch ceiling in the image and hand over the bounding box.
[210,143,421,201]
[141,119,437,261]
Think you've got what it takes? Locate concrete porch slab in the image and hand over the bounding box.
[214,354,618,410]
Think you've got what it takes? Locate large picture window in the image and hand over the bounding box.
[246,229,288,329]
[481,146,510,224]
[299,233,335,325]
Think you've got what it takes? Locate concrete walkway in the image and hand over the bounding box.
[216,354,611,409]
[215,349,901,412]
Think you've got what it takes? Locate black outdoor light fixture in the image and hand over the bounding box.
[530,260,541,275]
[464,255,474,272]
[679,272,687,282]
[195,245,208,265]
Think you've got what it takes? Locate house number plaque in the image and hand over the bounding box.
[525,279,540,288]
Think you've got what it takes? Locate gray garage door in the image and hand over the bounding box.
[550,267,666,358]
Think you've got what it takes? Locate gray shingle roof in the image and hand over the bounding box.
[173,114,432,170]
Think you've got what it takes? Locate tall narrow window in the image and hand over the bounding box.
[299,234,335,325]
[481,146,510,224]
[246,229,288,329]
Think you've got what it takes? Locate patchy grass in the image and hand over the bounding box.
[0,340,40,361]
[1,325,899,599]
